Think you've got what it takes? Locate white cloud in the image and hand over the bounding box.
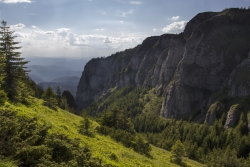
[57,28,70,38]
[129,1,142,5]
[10,23,26,30]
[57,28,71,32]
[95,29,104,31]
[31,25,55,35]
[0,0,32,3]
[103,37,112,44]
[10,24,145,58]
[162,21,187,34]
[31,25,38,29]
[152,28,157,32]
[74,35,90,46]
[44,31,55,35]
[169,16,180,21]
[116,10,134,17]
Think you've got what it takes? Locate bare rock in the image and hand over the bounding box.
[76,9,250,119]
[224,104,242,129]
[226,56,250,98]
[205,102,225,125]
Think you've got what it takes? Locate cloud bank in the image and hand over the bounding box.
[162,21,188,34]
[10,23,145,58]
[10,23,26,30]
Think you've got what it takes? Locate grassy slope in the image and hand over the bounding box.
[0,98,205,167]
[142,88,163,115]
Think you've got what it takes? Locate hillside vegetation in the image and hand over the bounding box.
[0,100,205,167]
[83,86,250,167]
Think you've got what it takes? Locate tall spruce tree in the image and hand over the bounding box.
[170,140,186,164]
[42,87,58,110]
[0,53,5,82]
[0,53,7,104]
[0,20,29,101]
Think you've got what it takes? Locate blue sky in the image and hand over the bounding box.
[0,0,249,59]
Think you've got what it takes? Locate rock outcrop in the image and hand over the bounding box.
[205,102,225,126]
[224,104,242,129]
[76,8,250,121]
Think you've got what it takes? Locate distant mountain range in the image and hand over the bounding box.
[28,65,81,96]
[28,65,82,83]
[25,57,88,71]
[38,76,80,97]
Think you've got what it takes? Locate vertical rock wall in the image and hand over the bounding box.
[76,9,250,122]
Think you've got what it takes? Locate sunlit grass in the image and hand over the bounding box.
[0,157,17,167]
[0,99,206,167]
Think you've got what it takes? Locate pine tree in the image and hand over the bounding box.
[0,53,7,104]
[56,86,62,106]
[236,113,248,136]
[79,117,94,137]
[170,140,186,164]
[60,96,69,110]
[42,87,58,110]
[0,20,29,101]
[0,53,5,82]
[61,90,77,112]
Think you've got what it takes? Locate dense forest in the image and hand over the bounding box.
[83,86,250,166]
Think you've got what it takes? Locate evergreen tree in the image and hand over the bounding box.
[42,87,58,110]
[0,20,29,101]
[101,105,135,132]
[56,86,62,106]
[170,140,186,164]
[0,53,5,82]
[61,90,77,112]
[79,117,94,137]
[236,113,248,136]
[133,136,151,155]
[60,96,69,110]
[0,53,7,104]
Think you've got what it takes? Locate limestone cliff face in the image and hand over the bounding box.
[76,8,250,123]
[161,9,250,118]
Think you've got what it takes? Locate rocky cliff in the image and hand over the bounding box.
[76,8,250,125]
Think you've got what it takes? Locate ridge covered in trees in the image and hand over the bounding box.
[83,86,250,166]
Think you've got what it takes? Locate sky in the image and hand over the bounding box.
[0,0,249,60]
